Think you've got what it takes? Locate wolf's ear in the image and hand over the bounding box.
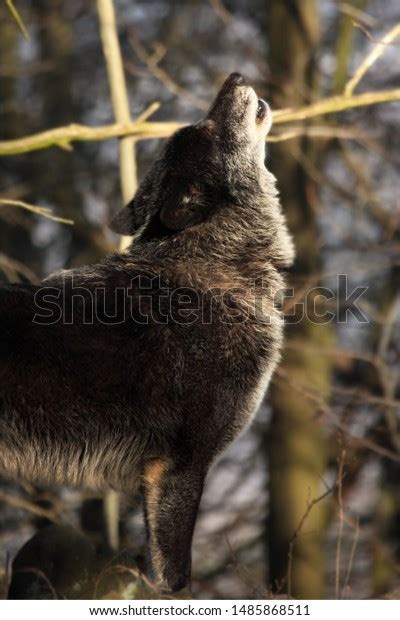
[109,199,138,235]
[159,185,211,231]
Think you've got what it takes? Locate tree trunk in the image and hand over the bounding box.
[371,264,400,595]
[264,0,331,599]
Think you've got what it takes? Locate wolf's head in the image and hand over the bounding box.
[110,73,276,237]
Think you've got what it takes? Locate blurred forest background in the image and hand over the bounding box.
[0,0,399,600]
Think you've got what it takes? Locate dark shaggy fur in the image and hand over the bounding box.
[0,73,294,592]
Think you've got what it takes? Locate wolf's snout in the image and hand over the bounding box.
[219,72,247,97]
[225,72,246,88]
[206,72,249,124]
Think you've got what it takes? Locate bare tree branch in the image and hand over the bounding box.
[0,88,399,156]
[0,198,73,224]
[344,23,400,96]
[0,490,60,522]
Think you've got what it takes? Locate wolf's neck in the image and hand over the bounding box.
[128,180,294,286]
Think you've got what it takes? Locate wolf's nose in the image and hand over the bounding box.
[227,72,246,87]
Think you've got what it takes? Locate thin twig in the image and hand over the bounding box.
[272,88,400,123]
[342,516,360,599]
[274,369,400,463]
[344,23,400,96]
[338,2,377,28]
[0,490,60,522]
[127,33,209,111]
[5,0,29,39]
[94,563,172,599]
[0,253,39,283]
[335,450,345,599]
[12,567,58,599]
[135,101,161,123]
[209,0,233,24]
[267,124,374,143]
[287,484,333,597]
[0,198,73,225]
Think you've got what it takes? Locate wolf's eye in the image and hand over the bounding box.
[256,99,267,122]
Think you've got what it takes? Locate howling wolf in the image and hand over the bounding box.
[0,73,294,592]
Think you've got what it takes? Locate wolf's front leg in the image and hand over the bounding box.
[142,457,205,592]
